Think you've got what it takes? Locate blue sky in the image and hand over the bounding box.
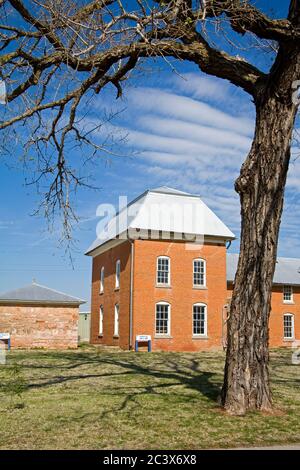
[0,0,299,310]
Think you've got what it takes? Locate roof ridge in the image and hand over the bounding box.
[31,282,85,302]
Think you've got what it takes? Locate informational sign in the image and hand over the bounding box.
[0,333,10,340]
[135,335,152,352]
[136,335,151,342]
[0,332,11,351]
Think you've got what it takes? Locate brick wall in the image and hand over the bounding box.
[0,304,79,349]
[132,239,227,351]
[226,284,300,347]
[90,240,132,349]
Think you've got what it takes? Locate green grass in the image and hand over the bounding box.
[0,346,300,449]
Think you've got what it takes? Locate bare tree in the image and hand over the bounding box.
[0,0,299,415]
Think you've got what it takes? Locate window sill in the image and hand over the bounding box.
[114,287,120,292]
[193,286,208,290]
[156,284,171,289]
[192,335,209,340]
[113,335,119,339]
[154,335,172,339]
[283,337,295,342]
[99,291,104,295]
[283,301,294,304]
[98,334,103,338]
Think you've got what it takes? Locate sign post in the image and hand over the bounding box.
[135,335,152,352]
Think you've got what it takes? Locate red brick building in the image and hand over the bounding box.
[0,282,85,349]
[86,187,300,351]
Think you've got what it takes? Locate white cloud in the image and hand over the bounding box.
[127,87,254,136]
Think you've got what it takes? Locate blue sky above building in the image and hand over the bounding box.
[0,0,299,308]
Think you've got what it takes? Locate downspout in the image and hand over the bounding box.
[129,238,134,349]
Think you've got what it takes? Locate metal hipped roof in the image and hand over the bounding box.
[227,253,300,286]
[0,282,86,305]
[86,186,235,255]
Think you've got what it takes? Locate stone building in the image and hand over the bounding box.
[0,282,85,349]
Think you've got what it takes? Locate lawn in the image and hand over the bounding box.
[0,346,300,449]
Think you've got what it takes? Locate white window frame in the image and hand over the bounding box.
[99,305,103,335]
[114,303,119,337]
[156,256,170,286]
[155,302,171,336]
[283,285,293,303]
[100,266,104,293]
[192,303,207,337]
[193,258,206,287]
[115,259,121,289]
[283,313,294,340]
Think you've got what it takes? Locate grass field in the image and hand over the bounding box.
[0,346,300,449]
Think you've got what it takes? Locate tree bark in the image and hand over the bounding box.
[221,42,300,415]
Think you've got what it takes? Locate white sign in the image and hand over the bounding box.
[0,333,10,340]
[136,335,151,342]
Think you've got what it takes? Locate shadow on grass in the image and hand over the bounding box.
[12,350,222,406]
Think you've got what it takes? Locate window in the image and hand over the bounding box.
[99,305,103,335]
[115,260,121,289]
[100,267,104,293]
[155,302,170,335]
[284,314,294,339]
[114,304,119,337]
[193,259,206,287]
[283,285,293,303]
[193,303,207,336]
[157,256,170,285]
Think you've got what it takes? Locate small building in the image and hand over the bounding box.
[0,282,85,349]
[86,186,300,352]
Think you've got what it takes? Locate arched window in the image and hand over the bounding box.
[100,266,104,293]
[283,313,294,339]
[115,259,121,289]
[283,285,293,303]
[157,256,170,286]
[155,302,171,335]
[114,304,119,337]
[99,305,103,335]
[193,303,207,336]
[193,259,206,287]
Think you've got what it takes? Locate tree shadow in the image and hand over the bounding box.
[18,351,222,407]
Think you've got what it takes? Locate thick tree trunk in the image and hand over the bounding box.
[221,44,300,415]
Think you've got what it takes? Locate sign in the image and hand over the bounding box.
[0,333,10,340]
[136,335,151,342]
[135,335,152,352]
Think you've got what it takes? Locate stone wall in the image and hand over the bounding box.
[0,304,79,349]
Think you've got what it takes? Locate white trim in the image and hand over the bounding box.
[155,301,171,336]
[283,313,295,340]
[156,256,171,286]
[100,266,104,293]
[193,258,206,288]
[192,302,207,337]
[115,259,121,289]
[86,237,127,258]
[114,303,119,337]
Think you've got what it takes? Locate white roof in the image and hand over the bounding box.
[86,186,235,255]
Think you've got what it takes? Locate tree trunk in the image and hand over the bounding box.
[221,43,300,415]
